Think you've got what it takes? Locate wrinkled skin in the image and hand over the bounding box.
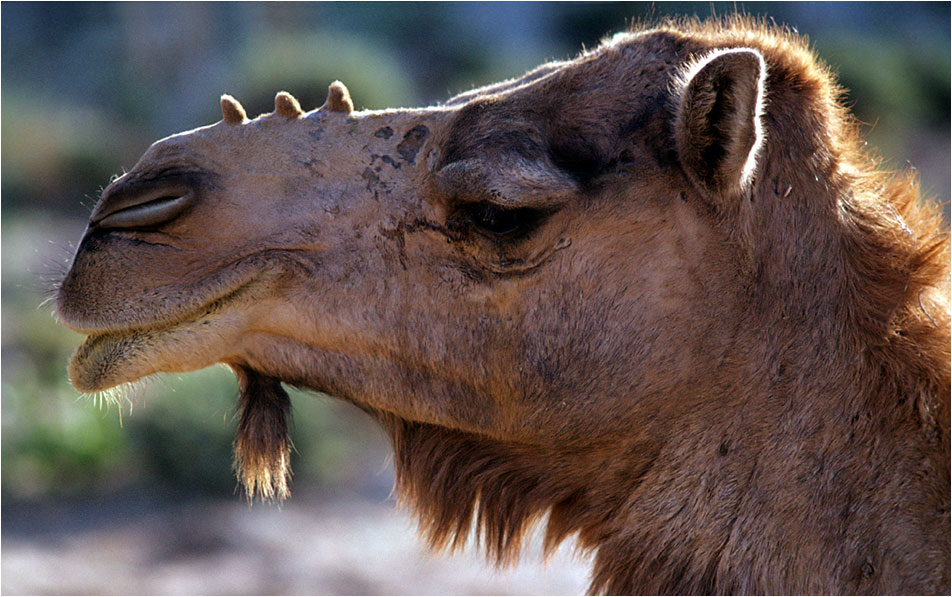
[56,21,949,595]
[57,50,737,447]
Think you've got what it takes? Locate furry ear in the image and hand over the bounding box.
[232,367,293,502]
[674,48,766,204]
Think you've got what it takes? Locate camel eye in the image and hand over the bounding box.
[462,201,542,238]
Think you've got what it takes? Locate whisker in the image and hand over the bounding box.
[918,290,938,328]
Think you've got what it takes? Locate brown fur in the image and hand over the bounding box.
[274,91,304,119]
[233,366,293,501]
[219,94,247,124]
[56,16,949,594]
[324,80,354,113]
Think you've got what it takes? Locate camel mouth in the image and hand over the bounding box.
[67,281,260,393]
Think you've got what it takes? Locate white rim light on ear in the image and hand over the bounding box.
[674,48,767,202]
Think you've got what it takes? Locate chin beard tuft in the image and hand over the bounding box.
[232,367,293,502]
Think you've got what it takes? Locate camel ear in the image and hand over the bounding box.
[675,48,766,204]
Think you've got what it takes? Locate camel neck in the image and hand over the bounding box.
[590,327,949,594]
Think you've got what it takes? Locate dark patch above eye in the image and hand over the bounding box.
[548,140,604,183]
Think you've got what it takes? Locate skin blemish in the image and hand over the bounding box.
[397,125,430,164]
[371,154,401,170]
[361,167,380,188]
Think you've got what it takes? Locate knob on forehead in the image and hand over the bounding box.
[220,94,247,124]
[324,80,354,114]
[274,91,304,118]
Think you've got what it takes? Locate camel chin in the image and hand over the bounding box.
[67,298,248,393]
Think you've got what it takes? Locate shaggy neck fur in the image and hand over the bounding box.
[373,234,948,594]
[224,17,948,594]
[370,19,950,595]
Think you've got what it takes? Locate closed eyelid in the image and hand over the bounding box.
[435,157,577,210]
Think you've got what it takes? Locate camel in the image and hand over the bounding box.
[55,18,949,594]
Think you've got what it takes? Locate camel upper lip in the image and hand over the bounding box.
[57,274,259,338]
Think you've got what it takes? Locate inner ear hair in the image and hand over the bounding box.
[232,367,293,502]
[674,48,766,205]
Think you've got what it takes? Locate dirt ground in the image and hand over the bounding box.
[2,489,591,595]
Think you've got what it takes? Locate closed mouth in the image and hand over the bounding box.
[66,279,261,392]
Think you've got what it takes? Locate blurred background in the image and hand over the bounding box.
[2,2,949,594]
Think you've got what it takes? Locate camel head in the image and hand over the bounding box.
[56,21,949,594]
[59,32,752,479]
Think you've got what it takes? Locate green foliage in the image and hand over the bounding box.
[816,33,950,139]
[1,235,126,496]
[238,32,416,113]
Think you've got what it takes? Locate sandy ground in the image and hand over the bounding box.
[2,490,592,595]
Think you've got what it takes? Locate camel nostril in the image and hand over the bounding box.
[91,190,195,230]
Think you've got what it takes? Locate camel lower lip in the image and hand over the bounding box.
[67,283,259,392]
[68,332,150,392]
[69,318,233,393]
